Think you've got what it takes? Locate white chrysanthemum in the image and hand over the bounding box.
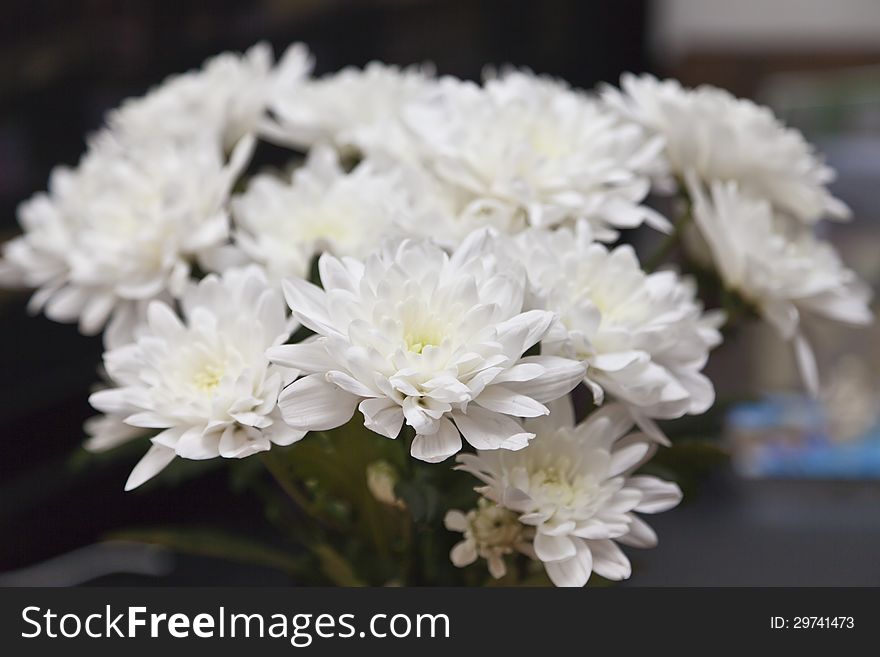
[603,73,849,223]
[231,145,413,281]
[513,222,721,438]
[264,61,433,160]
[402,71,668,240]
[267,231,586,463]
[87,266,301,490]
[456,399,682,587]
[444,499,534,579]
[688,178,872,392]
[0,135,254,346]
[110,42,312,150]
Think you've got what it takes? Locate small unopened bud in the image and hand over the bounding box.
[366,460,406,509]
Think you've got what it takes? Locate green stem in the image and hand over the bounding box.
[393,425,425,585]
[260,452,310,508]
[259,450,346,533]
[645,198,693,272]
[248,477,314,542]
[403,434,419,585]
[398,425,416,475]
[719,286,758,335]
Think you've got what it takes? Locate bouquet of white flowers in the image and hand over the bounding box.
[1,43,872,587]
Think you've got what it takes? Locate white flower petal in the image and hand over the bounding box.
[125,412,174,429]
[571,519,616,540]
[282,277,338,337]
[793,332,820,397]
[605,488,643,514]
[84,415,144,452]
[617,515,658,548]
[326,370,377,397]
[277,373,360,431]
[89,389,132,415]
[266,340,336,373]
[80,293,117,335]
[534,533,576,562]
[124,443,176,491]
[608,441,651,478]
[495,310,555,357]
[174,427,220,460]
[588,539,631,580]
[488,556,507,579]
[629,475,683,513]
[450,540,478,568]
[544,541,592,588]
[265,420,306,447]
[218,425,271,458]
[493,362,546,384]
[590,351,645,372]
[443,510,468,533]
[454,407,533,451]
[504,355,585,403]
[475,385,548,417]
[410,418,462,463]
[44,286,89,323]
[359,397,404,439]
[147,300,185,339]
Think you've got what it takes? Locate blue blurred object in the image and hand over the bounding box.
[727,393,880,479]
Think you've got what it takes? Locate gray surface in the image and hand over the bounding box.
[625,473,880,586]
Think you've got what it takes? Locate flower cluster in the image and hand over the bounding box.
[507,222,722,442]
[400,71,669,241]
[455,400,682,586]
[603,74,873,391]
[267,233,586,462]
[0,44,872,587]
[0,133,254,346]
[87,266,300,490]
[444,499,535,580]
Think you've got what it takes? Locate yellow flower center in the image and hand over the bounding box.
[531,464,585,507]
[193,362,225,392]
[404,327,443,354]
[469,500,523,549]
[528,121,568,159]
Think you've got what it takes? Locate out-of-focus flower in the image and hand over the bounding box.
[0,135,254,346]
[264,61,433,161]
[603,73,849,223]
[513,222,722,440]
[87,266,301,490]
[820,356,880,443]
[444,499,534,579]
[456,399,682,587]
[231,145,416,282]
[111,42,312,150]
[366,460,407,509]
[267,230,585,463]
[403,71,668,240]
[689,178,872,393]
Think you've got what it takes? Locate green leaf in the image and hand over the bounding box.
[260,421,407,572]
[650,440,729,471]
[311,544,366,587]
[104,527,306,576]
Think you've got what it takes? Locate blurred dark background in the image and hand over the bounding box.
[2,0,879,586]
